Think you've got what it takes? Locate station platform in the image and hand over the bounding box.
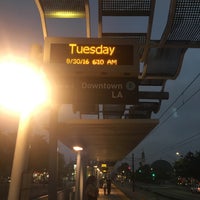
[98,184,130,200]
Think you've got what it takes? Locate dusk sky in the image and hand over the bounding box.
[0,0,200,169]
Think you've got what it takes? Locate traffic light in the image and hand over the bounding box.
[151,172,156,180]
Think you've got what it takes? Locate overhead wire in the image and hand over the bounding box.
[151,130,200,160]
[146,72,200,136]
[158,85,200,127]
[137,72,200,162]
[159,72,200,120]
[145,89,200,160]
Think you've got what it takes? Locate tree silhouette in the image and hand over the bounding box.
[174,151,200,180]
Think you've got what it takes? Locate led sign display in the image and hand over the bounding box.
[101,164,107,168]
[44,37,139,76]
[50,43,134,66]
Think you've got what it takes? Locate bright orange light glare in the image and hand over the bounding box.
[0,56,50,114]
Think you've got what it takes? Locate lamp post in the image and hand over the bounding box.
[0,57,49,200]
[73,146,83,200]
[8,112,33,200]
[176,152,183,158]
[176,152,180,156]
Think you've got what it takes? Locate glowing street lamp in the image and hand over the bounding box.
[176,152,180,156]
[73,146,83,151]
[176,152,183,158]
[0,56,50,114]
[0,56,50,200]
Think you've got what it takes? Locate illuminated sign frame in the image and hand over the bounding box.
[44,37,139,77]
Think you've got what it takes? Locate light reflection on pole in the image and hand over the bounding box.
[8,112,32,200]
[73,146,83,200]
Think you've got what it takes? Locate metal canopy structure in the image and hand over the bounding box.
[57,119,158,162]
[35,0,91,38]
[34,0,200,164]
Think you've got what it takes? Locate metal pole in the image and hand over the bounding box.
[48,108,58,200]
[8,112,32,200]
[75,151,81,200]
[80,164,84,200]
[132,153,135,173]
[132,153,135,192]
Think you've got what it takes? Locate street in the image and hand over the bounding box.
[116,182,200,200]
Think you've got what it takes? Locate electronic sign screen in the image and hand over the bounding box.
[44,37,139,77]
[50,43,134,66]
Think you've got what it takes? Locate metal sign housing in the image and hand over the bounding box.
[44,37,139,77]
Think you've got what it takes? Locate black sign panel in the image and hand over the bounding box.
[44,37,139,77]
[76,78,138,104]
[53,78,138,104]
[50,43,134,66]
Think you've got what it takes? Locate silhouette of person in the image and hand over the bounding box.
[85,175,99,200]
[106,178,111,195]
[102,180,107,195]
